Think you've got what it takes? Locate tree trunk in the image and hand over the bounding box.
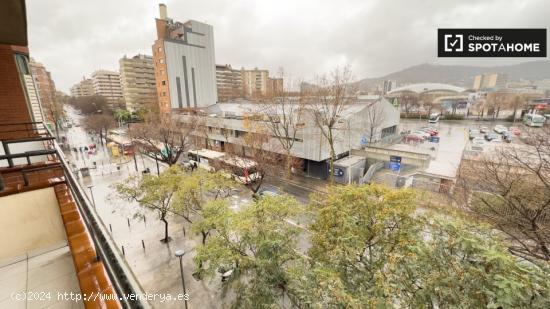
[512,108,517,123]
[285,151,293,179]
[99,129,104,146]
[327,130,336,184]
[160,215,171,243]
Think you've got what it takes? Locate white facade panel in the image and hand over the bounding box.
[164,22,217,109]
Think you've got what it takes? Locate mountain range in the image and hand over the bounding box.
[356,60,550,91]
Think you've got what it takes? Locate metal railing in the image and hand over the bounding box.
[0,123,150,308]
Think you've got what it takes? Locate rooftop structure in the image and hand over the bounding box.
[387,83,466,95]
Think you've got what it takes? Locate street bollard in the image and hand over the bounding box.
[127,218,130,227]
[109,224,112,233]
[142,240,145,250]
[122,245,125,256]
[144,216,146,227]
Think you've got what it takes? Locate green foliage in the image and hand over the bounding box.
[113,166,183,242]
[193,194,302,308]
[296,185,550,308]
[196,184,550,308]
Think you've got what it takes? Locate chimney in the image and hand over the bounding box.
[159,4,167,20]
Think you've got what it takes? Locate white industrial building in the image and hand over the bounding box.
[177,97,400,178]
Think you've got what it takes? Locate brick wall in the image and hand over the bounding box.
[0,44,32,139]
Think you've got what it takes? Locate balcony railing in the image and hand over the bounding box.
[0,122,150,308]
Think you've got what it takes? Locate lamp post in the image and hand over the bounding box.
[175,249,189,309]
[87,185,96,208]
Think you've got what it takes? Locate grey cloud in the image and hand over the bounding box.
[27,0,549,92]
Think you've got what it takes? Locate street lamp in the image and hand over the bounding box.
[175,249,189,309]
[87,185,96,208]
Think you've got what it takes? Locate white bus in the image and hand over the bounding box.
[186,149,260,184]
[523,114,545,127]
[428,113,440,123]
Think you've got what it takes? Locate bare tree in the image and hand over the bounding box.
[259,72,304,179]
[485,92,509,119]
[364,100,386,145]
[306,66,356,183]
[69,95,110,115]
[219,124,282,194]
[130,115,196,166]
[508,94,526,123]
[85,114,115,145]
[456,127,550,262]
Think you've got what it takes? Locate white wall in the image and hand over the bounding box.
[165,21,217,109]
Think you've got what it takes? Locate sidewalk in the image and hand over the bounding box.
[268,172,328,194]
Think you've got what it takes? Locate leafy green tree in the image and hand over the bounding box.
[193,194,302,308]
[291,185,550,308]
[113,166,182,242]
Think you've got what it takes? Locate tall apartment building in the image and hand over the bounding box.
[242,68,269,98]
[91,70,123,105]
[267,77,283,96]
[152,4,217,113]
[29,58,58,123]
[119,54,158,112]
[473,73,507,90]
[216,64,243,102]
[70,78,94,97]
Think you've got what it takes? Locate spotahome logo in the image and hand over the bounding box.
[438,29,546,57]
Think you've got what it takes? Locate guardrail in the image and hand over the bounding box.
[0,123,150,308]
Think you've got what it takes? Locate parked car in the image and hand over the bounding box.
[493,125,507,134]
[403,134,424,143]
[419,128,438,136]
[485,133,500,141]
[472,137,486,146]
[508,127,521,136]
[469,129,480,140]
[479,126,489,133]
[253,186,280,201]
[502,131,514,143]
[411,131,430,139]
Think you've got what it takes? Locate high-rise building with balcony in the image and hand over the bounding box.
[29,58,57,124]
[216,64,243,102]
[472,73,507,90]
[152,4,217,113]
[119,54,158,112]
[70,78,94,97]
[242,68,269,98]
[91,70,123,106]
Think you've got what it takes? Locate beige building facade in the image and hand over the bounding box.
[216,64,243,102]
[70,78,94,97]
[242,68,269,98]
[119,54,158,112]
[91,70,123,105]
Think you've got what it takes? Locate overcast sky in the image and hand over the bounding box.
[27,0,549,92]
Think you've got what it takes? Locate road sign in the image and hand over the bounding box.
[429,136,440,143]
[389,156,401,172]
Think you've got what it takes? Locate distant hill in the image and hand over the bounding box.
[356,60,550,91]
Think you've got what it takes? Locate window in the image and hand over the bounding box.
[162,91,166,96]
[161,80,166,85]
[158,47,162,52]
[159,59,164,64]
[160,70,164,75]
